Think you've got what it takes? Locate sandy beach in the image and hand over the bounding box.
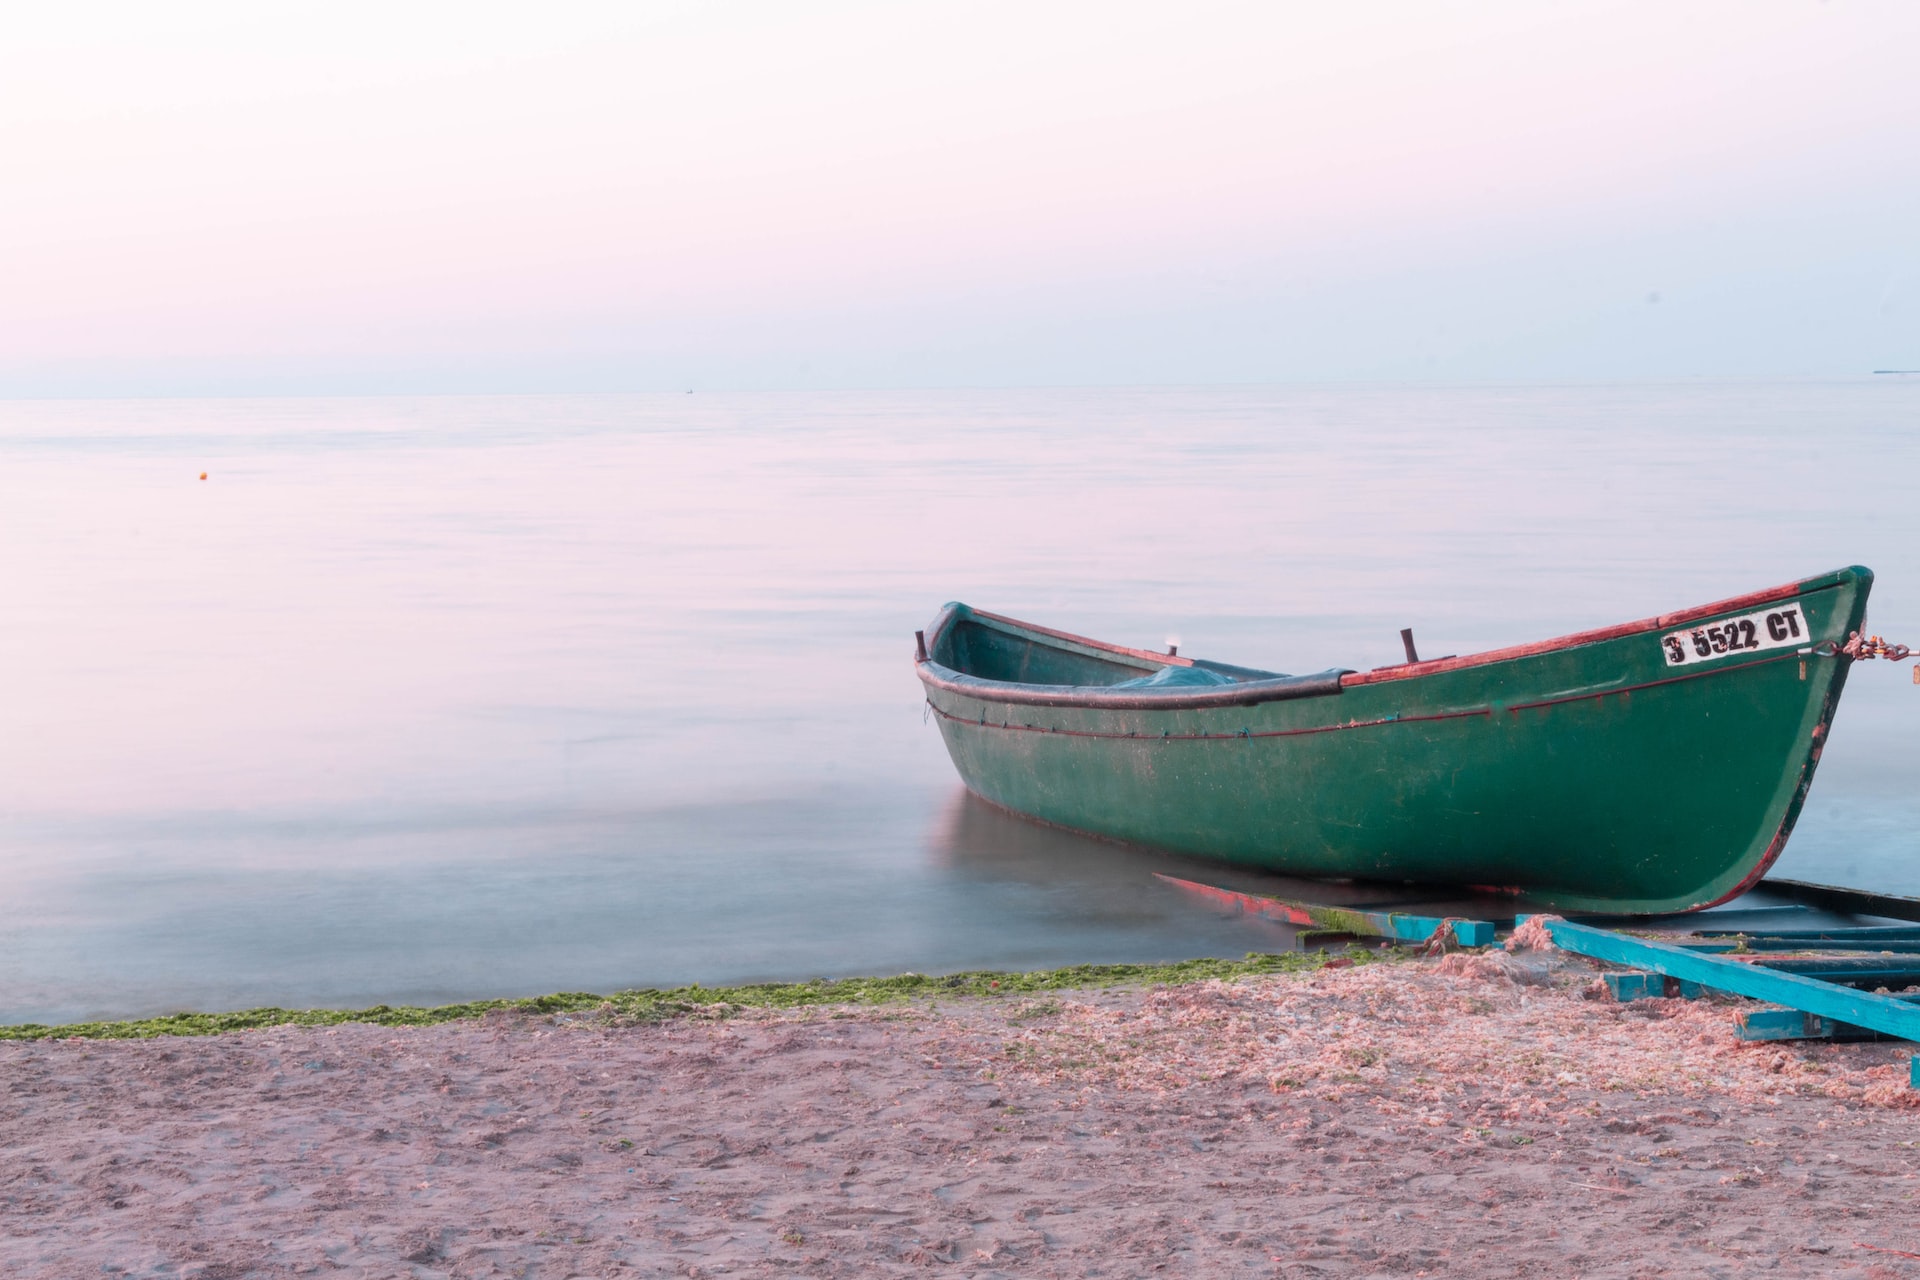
[8,950,1920,1279]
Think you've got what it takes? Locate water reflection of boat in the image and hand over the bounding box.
[915,567,1873,915]
[930,785,1163,887]
[927,787,1509,921]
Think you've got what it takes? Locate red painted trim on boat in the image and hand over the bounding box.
[1155,874,1320,926]
[1339,576,1816,688]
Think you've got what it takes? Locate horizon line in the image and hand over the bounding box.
[0,370,1903,403]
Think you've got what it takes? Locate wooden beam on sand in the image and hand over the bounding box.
[1155,874,1496,948]
[1610,956,1920,996]
[1746,956,1920,986]
[1693,925,1920,941]
[1735,1000,1920,1044]
[1674,936,1920,954]
[1584,904,1815,928]
[1760,877,1920,924]
[1604,973,1703,1002]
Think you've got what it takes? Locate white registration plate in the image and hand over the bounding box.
[1660,603,1808,667]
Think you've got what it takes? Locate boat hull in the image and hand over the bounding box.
[917,567,1872,914]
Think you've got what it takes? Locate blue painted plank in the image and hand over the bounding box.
[1695,925,1920,941]
[1373,914,1496,948]
[1696,938,1920,953]
[1606,973,1663,1001]
[1736,993,1920,1041]
[1737,1009,1845,1041]
[1522,917,1920,1043]
[1604,973,1703,1002]
[1672,937,1920,954]
[1749,957,1920,977]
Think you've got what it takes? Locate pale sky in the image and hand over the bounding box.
[3,1,1916,394]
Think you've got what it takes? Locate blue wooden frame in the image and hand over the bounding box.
[1520,916,1920,1043]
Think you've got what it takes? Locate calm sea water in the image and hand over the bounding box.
[2,381,1916,1024]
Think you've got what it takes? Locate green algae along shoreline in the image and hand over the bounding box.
[0,949,1383,1042]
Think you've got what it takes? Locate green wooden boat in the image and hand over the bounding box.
[915,566,1873,914]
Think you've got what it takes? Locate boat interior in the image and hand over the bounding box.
[934,607,1286,689]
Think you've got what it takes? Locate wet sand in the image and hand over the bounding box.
[7,952,1920,1278]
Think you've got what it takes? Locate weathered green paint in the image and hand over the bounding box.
[918,567,1872,915]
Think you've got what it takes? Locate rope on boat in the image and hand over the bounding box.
[1831,632,1917,683]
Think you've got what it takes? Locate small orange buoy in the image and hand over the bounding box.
[199,472,207,480]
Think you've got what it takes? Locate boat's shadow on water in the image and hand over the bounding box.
[924,788,1529,933]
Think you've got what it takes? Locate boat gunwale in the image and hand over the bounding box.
[924,644,1820,739]
[916,567,1860,711]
